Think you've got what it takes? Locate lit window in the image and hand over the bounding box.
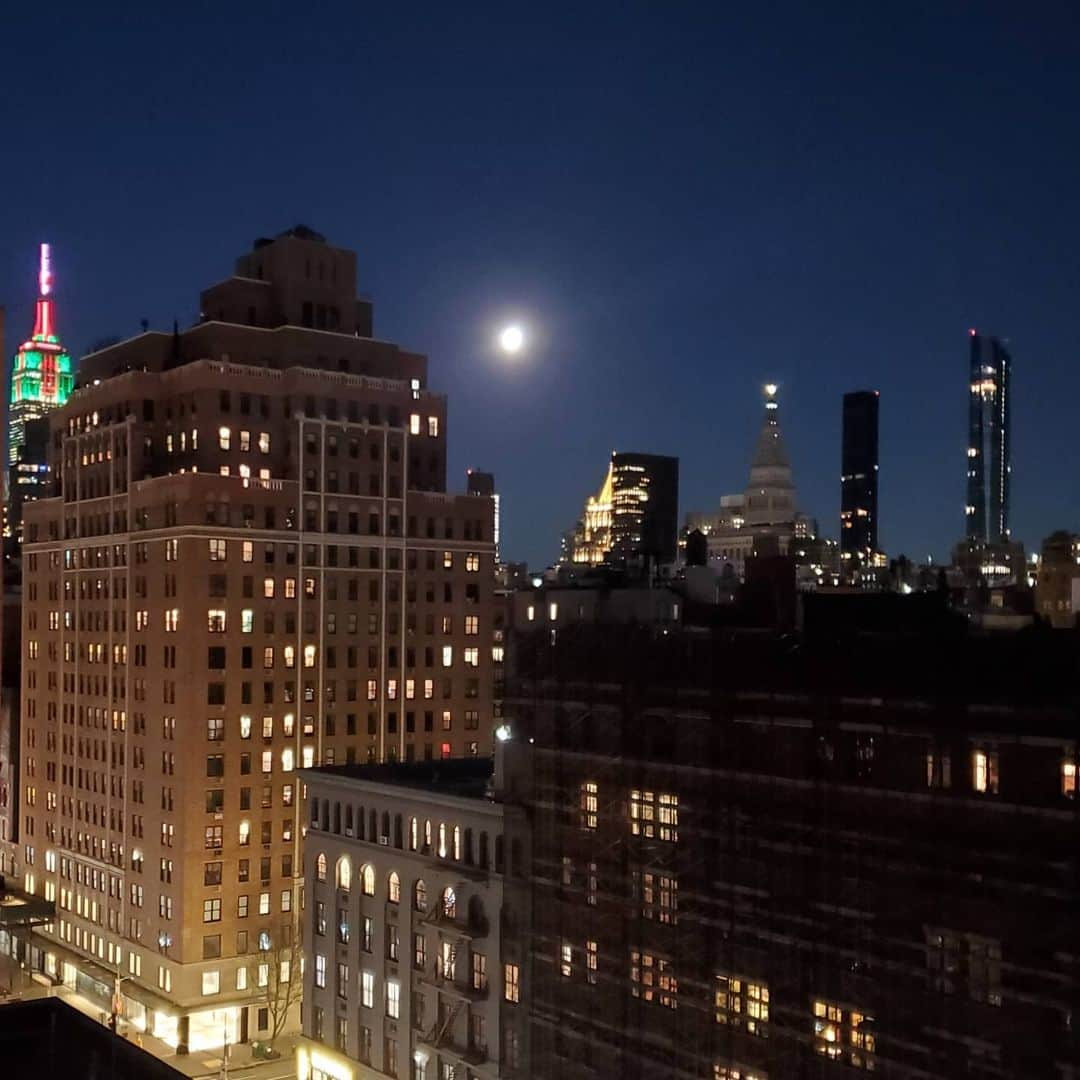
[715,974,769,1036]
[361,864,375,896]
[241,541,253,562]
[637,870,678,925]
[263,578,275,598]
[586,940,598,984]
[973,749,999,795]
[258,432,270,453]
[239,714,252,738]
[428,416,439,437]
[630,789,678,841]
[630,950,677,1008]
[302,746,315,768]
[504,963,520,1003]
[560,942,573,977]
[207,610,226,633]
[361,969,374,1008]
[466,553,480,572]
[218,427,231,451]
[409,414,421,435]
[284,645,295,669]
[315,954,326,988]
[1063,758,1076,799]
[386,979,400,1019]
[336,857,352,892]
[316,853,327,882]
[813,1000,875,1068]
[549,602,558,621]
[238,820,250,846]
[388,872,400,904]
[239,430,251,451]
[208,539,226,561]
[201,970,220,996]
[304,645,316,668]
[241,609,254,633]
[164,609,179,632]
[281,748,294,772]
[464,647,479,667]
[442,646,453,667]
[926,750,952,790]
[580,781,598,829]
[526,605,535,622]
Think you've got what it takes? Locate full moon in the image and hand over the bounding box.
[499,325,524,354]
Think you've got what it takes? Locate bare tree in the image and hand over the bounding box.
[258,924,304,1051]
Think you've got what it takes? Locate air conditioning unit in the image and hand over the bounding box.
[378,836,389,846]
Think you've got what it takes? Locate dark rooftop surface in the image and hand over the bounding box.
[509,619,1080,721]
[0,998,184,1079]
[305,757,495,800]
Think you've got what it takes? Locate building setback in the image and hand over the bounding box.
[16,227,496,1053]
[840,390,879,561]
[504,623,1080,1079]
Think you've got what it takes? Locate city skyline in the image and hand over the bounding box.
[3,6,1080,570]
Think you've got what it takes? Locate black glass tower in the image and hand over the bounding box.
[840,391,879,559]
[609,452,679,568]
[966,332,1011,543]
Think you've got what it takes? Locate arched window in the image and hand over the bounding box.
[409,817,419,851]
[315,853,327,882]
[335,856,351,892]
[424,819,433,850]
[414,879,427,913]
[442,885,457,920]
[438,823,448,858]
[388,871,401,904]
[361,863,375,896]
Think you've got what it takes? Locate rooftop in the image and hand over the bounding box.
[304,758,495,801]
[0,998,183,1080]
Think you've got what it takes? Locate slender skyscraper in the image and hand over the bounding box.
[840,390,879,559]
[965,331,1011,542]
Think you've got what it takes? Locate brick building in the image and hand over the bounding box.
[15,227,496,1052]
[503,623,1080,1079]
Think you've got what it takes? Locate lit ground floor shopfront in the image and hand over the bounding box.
[0,930,260,1055]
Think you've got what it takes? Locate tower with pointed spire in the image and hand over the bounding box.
[683,382,832,582]
[8,244,74,465]
[742,382,796,529]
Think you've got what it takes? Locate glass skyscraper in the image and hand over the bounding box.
[965,331,1011,543]
[840,390,879,559]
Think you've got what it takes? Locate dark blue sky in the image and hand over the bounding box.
[3,3,1079,568]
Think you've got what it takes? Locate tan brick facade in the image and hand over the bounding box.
[16,230,495,1052]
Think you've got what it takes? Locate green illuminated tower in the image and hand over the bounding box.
[8,243,73,465]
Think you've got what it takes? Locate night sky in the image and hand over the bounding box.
[3,3,1079,569]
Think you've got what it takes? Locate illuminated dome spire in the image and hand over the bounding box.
[743,381,796,527]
